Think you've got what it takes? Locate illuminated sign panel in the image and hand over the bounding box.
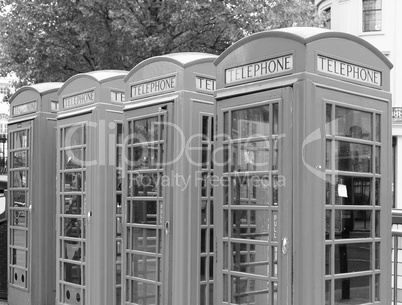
[196,76,216,92]
[317,55,382,86]
[63,91,95,109]
[131,76,176,98]
[13,101,37,116]
[225,54,293,84]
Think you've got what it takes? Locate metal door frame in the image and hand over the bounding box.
[56,114,91,305]
[7,120,33,303]
[123,102,174,305]
[214,87,293,305]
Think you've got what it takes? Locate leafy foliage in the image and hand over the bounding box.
[0,0,323,85]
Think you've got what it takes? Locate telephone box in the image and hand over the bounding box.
[213,27,392,305]
[7,82,62,305]
[123,52,217,305]
[56,70,127,305]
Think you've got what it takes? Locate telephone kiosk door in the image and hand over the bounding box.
[56,70,126,305]
[123,53,217,305]
[7,83,62,305]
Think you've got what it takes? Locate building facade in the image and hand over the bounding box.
[315,0,402,208]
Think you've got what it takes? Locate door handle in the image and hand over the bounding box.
[165,221,170,235]
[282,237,289,255]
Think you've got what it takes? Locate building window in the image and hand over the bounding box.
[363,0,382,32]
[323,7,331,29]
[0,86,7,95]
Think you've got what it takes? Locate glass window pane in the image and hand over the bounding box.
[335,107,372,140]
[12,190,26,206]
[209,201,214,225]
[326,104,332,135]
[325,245,331,274]
[231,243,269,275]
[12,171,27,188]
[272,138,278,170]
[326,210,332,240]
[231,210,269,241]
[64,149,84,169]
[335,176,372,206]
[64,125,84,146]
[12,249,26,267]
[224,112,229,136]
[375,210,380,237]
[232,141,270,172]
[131,256,158,282]
[363,0,381,10]
[363,10,382,32]
[325,280,331,305]
[375,178,380,206]
[12,229,27,247]
[117,147,122,168]
[64,218,82,238]
[12,151,28,168]
[117,170,122,192]
[64,263,81,284]
[132,201,157,224]
[133,117,158,143]
[13,130,29,149]
[132,144,160,170]
[230,276,269,304]
[64,241,82,261]
[133,174,159,197]
[334,210,372,239]
[334,275,371,303]
[375,114,381,142]
[326,176,332,205]
[273,103,279,135]
[223,145,229,173]
[326,140,331,169]
[201,201,207,225]
[230,174,270,206]
[64,172,82,192]
[64,195,82,215]
[375,146,380,174]
[11,210,27,227]
[231,106,270,139]
[335,142,372,172]
[202,116,209,141]
[117,123,123,144]
[335,243,371,273]
[132,228,157,253]
[375,242,380,269]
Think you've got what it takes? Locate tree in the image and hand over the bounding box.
[0,0,323,86]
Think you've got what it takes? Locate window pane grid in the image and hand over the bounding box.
[125,114,165,305]
[222,102,280,304]
[200,115,214,305]
[363,0,382,32]
[8,128,30,291]
[325,103,381,305]
[58,123,87,304]
[115,123,123,305]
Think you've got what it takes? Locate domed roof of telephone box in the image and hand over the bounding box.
[124,52,218,82]
[215,27,392,69]
[9,82,63,104]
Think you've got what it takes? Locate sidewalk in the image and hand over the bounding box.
[0,300,7,305]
